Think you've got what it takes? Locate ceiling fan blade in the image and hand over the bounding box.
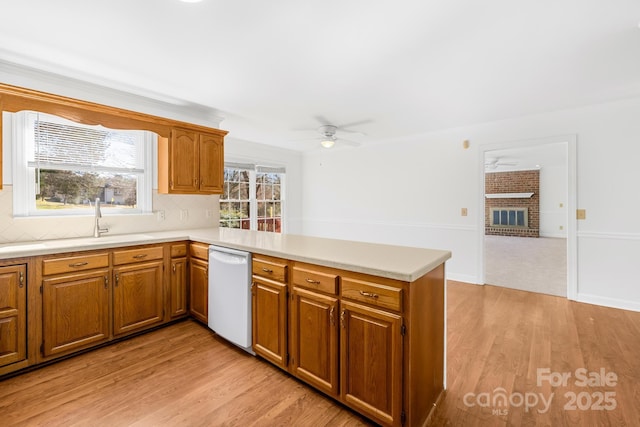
[313,115,332,126]
[338,119,373,130]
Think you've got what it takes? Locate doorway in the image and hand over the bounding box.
[477,136,577,298]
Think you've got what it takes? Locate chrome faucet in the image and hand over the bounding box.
[94,198,109,237]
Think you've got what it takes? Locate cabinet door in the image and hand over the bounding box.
[189,258,208,323]
[290,287,339,396]
[0,265,26,367]
[198,133,224,194]
[340,301,403,427]
[252,277,287,368]
[169,129,199,193]
[43,270,110,357]
[170,257,188,318]
[113,261,164,336]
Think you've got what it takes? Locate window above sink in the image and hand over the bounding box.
[10,111,153,217]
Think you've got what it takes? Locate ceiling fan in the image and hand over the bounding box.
[484,156,519,169]
[294,116,370,149]
[316,124,360,148]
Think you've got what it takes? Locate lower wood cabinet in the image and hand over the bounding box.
[169,243,188,319]
[252,276,288,368]
[0,264,27,368]
[290,286,339,396]
[252,257,445,427]
[37,244,170,362]
[42,269,110,357]
[113,261,164,336]
[339,300,403,426]
[189,243,209,324]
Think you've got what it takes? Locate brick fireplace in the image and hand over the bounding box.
[485,169,539,238]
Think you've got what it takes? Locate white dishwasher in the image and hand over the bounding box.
[208,245,254,355]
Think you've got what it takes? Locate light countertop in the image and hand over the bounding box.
[0,228,451,282]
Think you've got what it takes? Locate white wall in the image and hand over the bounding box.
[301,97,640,312]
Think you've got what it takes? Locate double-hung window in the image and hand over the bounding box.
[219,163,285,233]
[12,111,153,216]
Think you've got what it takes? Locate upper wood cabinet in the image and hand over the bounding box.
[157,128,224,195]
[0,82,227,193]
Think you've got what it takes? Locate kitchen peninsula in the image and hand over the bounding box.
[0,228,451,427]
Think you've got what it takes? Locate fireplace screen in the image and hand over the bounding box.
[491,208,528,227]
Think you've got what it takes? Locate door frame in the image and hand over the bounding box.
[476,134,578,299]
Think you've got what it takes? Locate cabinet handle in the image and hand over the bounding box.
[359,290,379,299]
[133,254,148,259]
[340,309,346,328]
[262,268,273,273]
[19,271,24,288]
[104,276,108,289]
[172,263,176,273]
[305,278,321,285]
[69,262,89,268]
[115,274,119,287]
[330,307,335,325]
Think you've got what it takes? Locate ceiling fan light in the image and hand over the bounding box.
[320,139,335,148]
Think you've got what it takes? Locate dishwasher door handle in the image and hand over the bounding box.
[209,250,248,265]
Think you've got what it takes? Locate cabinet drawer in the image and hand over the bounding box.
[113,246,164,265]
[43,253,110,276]
[190,243,209,261]
[341,277,402,312]
[292,265,338,295]
[253,257,288,283]
[171,243,188,258]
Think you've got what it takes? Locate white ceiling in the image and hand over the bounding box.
[1,0,639,151]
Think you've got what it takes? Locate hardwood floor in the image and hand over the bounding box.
[0,321,372,427]
[431,281,640,426]
[1,282,639,426]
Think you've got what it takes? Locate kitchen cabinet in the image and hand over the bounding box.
[252,256,445,427]
[340,300,403,426]
[169,243,188,319]
[158,128,224,195]
[112,246,164,336]
[189,243,209,324]
[289,263,340,396]
[0,264,27,368]
[252,255,288,368]
[290,287,339,396]
[42,255,111,357]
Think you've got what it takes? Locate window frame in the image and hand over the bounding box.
[11,111,153,217]
[219,163,285,233]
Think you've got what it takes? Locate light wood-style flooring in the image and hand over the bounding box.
[2,282,639,426]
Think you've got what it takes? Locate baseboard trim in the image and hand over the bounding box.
[576,293,640,313]
[446,273,480,284]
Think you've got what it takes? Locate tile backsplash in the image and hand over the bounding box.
[0,185,219,243]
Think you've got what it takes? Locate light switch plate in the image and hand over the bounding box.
[461,208,468,216]
[576,209,586,220]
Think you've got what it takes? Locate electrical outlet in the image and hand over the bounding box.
[461,208,468,217]
[156,210,165,221]
[559,225,564,230]
[180,209,189,221]
[205,209,214,218]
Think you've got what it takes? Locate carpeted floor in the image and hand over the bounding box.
[484,235,567,297]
